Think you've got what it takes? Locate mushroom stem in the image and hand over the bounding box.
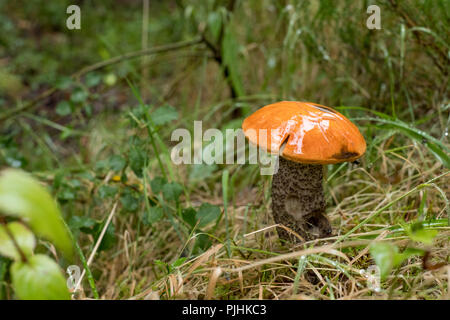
[272,157,332,243]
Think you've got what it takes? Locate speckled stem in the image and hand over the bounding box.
[272,157,332,243]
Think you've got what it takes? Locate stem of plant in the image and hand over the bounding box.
[0,218,28,263]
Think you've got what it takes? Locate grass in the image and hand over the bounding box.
[0,0,449,300]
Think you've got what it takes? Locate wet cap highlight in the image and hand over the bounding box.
[242,101,366,164]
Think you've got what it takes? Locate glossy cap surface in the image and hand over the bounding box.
[242,101,366,164]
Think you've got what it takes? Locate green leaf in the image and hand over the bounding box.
[143,207,164,226]
[189,164,217,182]
[404,221,438,245]
[98,185,118,199]
[150,177,167,194]
[11,254,70,300]
[91,220,116,252]
[0,169,74,260]
[70,88,88,103]
[0,222,35,260]
[108,155,126,172]
[207,10,223,42]
[55,101,72,116]
[162,182,183,202]
[151,105,178,126]
[120,187,140,212]
[196,203,221,228]
[193,233,212,254]
[129,148,147,178]
[369,243,397,280]
[68,216,96,235]
[182,207,197,228]
[85,72,101,87]
[55,76,73,90]
[57,187,76,201]
[171,257,186,268]
[370,243,424,280]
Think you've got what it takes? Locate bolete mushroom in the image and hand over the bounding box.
[242,101,366,243]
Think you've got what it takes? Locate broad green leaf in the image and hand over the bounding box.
[150,177,167,194]
[369,243,397,280]
[68,215,96,236]
[162,182,183,202]
[143,207,164,226]
[171,257,186,268]
[193,233,212,254]
[0,169,73,260]
[93,221,116,252]
[196,203,221,228]
[11,254,70,300]
[151,105,178,126]
[84,72,101,87]
[129,148,147,178]
[98,185,118,199]
[55,76,73,90]
[370,243,424,280]
[108,155,127,172]
[55,101,72,116]
[396,247,425,264]
[120,187,140,212]
[70,88,88,103]
[0,222,35,260]
[404,221,438,245]
[182,207,197,228]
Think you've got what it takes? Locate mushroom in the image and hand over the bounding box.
[242,101,366,243]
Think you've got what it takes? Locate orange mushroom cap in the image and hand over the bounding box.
[242,101,366,164]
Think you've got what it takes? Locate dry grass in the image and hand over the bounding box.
[73,143,448,300]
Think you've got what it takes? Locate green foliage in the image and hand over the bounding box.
[151,105,179,126]
[196,203,221,228]
[370,243,424,280]
[221,24,245,97]
[108,155,127,172]
[0,169,73,300]
[143,207,164,226]
[55,101,72,117]
[120,187,141,212]
[162,182,183,202]
[403,221,438,245]
[0,222,35,261]
[355,115,450,168]
[150,177,167,194]
[370,219,438,280]
[0,169,73,259]
[154,257,187,275]
[11,255,70,300]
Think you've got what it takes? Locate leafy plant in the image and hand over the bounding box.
[0,169,73,300]
[370,220,438,281]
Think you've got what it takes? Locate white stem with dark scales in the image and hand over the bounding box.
[272,157,332,243]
